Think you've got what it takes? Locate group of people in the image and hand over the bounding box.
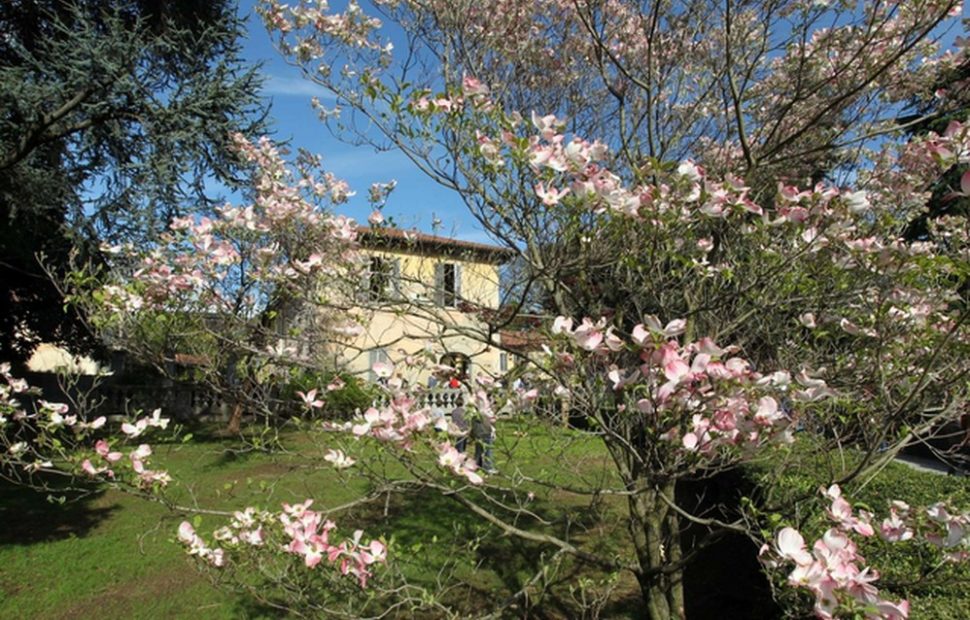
[439,374,497,474]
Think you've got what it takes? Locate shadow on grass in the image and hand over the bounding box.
[0,478,117,546]
[157,421,290,471]
[348,486,644,617]
[228,596,291,620]
[365,473,780,619]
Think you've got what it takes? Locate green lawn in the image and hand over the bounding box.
[0,433,338,619]
[1,420,968,619]
[0,419,637,619]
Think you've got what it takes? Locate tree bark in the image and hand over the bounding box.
[227,401,243,435]
[628,481,685,620]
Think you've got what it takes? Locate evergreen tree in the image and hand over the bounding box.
[0,0,267,363]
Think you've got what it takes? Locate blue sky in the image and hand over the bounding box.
[236,1,485,242]
[234,0,967,243]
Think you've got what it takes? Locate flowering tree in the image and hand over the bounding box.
[0,363,172,493]
[244,0,970,617]
[6,1,969,618]
[764,484,969,619]
[70,134,367,434]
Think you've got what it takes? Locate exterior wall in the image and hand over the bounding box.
[337,246,504,383]
[27,343,107,375]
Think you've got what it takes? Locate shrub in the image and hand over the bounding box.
[280,368,377,420]
[746,445,970,619]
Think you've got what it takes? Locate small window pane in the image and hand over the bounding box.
[443,263,457,307]
[369,257,391,301]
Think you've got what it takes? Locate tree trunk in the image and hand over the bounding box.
[227,401,243,435]
[628,481,685,620]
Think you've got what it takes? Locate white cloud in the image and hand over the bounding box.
[263,74,337,99]
[319,149,414,174]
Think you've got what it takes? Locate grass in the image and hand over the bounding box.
[0,437,282,619]
[0,419,638,619]
[1,419,967,619]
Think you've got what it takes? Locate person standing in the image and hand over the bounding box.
[449,375,497,474]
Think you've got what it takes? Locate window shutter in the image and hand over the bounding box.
[367,349,378,381]
[368,348,390,381]
[357,261,370,302]
[434,262,444,306]
[454,264,462,303]
[391,258,402,299]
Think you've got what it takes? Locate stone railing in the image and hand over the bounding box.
[100,383,231,420]
[372,387,463,417]
[22,371,231,422]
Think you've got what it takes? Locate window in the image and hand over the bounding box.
[367,256,399,301]
[435,262,461,307]
[499,352,509,373]
[439,352,470,380]
[368,348,391,381]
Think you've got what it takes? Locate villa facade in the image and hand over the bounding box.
[336,227,514,383]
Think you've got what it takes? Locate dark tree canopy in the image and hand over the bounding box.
[900,53,970,242]
[0,0,268,363]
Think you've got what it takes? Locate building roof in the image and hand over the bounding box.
[356,226,515,264]
[499,329,549,352]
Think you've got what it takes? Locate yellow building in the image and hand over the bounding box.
[337,227,514,383]
[26,342,107,375]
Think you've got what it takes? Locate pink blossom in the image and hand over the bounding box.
[676,159,704,182]
[176,521,225,568]
[324,449,356,469]
[754,396,785,426]
[637,315,687,338]
[81,459,106,477]
[94,439,123,463]
[437,442,484,484]
[571,318,604,351]
[607,367,639,390]
[146,408,170,429]
[535,182,570,206]
[531,111,563,141]
[39,400,69,415]
[297,389,325,408]
[121,419,148,438]
[371,360,394,379]
[663,358,690,383]
[631,323,650,346]
[880,511,914,542]
[178,521,198,545]
[552,316,573,335]
[828,495,875,537]
[130,444,152,461]
[776,527,813,565]
[603,327,624,352]
[793,371,836,401]
[461,74,489,97]
[873,600,910,620]
[843,190,870,213]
